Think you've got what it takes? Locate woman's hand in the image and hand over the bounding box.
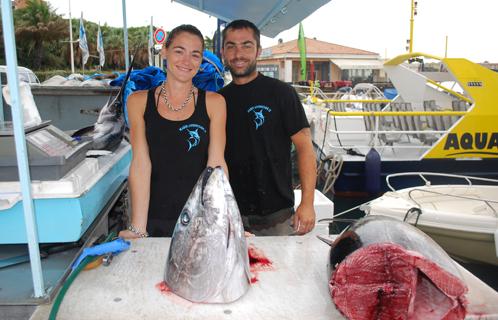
[118,229,141,239]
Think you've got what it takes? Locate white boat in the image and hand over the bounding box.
[300,52,498,196]
[362,172,498,266]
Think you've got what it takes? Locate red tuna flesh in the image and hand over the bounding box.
[330,243,467,320]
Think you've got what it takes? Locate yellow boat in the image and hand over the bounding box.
[303,52,498,196]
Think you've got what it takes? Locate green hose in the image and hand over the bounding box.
[48,232,116,320]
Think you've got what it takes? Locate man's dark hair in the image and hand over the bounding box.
[222,19,261,48]
[165,24,205,50]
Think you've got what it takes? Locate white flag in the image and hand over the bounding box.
[97,25,105,67]
[79,13,89,66]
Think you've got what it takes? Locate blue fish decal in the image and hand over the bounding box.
[187,128,200,151]
[179,124,206,151]
[247,105,272,130]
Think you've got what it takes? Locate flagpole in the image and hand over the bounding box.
[68,0,74,73]
[122,0,129,70]
[149,16,154,66]
[98,23,101,71]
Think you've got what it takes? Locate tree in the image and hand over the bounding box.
[14,0,68,69]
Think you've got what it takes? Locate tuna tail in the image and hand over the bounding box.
[112,51,137,116]
[71,50,138,144]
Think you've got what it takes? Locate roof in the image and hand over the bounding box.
[263,37,378,56]
[172,0,331,38]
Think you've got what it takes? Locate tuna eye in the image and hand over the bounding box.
[180,211,190,225]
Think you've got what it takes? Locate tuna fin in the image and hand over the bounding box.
[316,235,334,246]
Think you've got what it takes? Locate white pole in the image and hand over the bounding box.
[122,0,129,70]
[68,0,75,73]
[1,0,45,298]
[149,16,153,66]
[0,71,3,122]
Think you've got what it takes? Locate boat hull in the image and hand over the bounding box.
[416,224,498,266]
[365,182,498,266]
[333,158,498,196]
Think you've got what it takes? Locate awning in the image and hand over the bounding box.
[331,59,383,70]
[172,0,331,38]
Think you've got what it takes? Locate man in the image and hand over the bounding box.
[219,19,317,236]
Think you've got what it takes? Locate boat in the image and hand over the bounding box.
[301,52,498,196]
[362,172,498,266]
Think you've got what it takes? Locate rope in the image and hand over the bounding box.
[317,154,343,194]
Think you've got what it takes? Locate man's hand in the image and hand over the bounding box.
[293,203,315,235]
[244,231,255,237]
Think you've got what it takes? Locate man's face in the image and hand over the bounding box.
[222,28,261,79]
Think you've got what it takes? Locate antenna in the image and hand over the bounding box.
[407,0,418,53]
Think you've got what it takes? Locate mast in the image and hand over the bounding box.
[408,0,418,53]
[69,0,75,73]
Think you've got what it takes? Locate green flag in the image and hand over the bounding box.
[298,23,307,81]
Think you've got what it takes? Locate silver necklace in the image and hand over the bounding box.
[161,82,194,112]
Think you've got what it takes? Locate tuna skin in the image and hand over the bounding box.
[165,167,251,303]
[327,215,467,320]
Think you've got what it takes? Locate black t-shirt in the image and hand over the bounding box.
[219,73,309,217]
[144,87,209,236]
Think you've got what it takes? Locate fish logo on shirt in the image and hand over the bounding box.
[247,105,272,130]
[187,129,200,151]
[179,124,207,151]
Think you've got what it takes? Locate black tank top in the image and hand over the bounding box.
[144,86,209,236]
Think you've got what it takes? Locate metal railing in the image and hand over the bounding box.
[386,172,498,217]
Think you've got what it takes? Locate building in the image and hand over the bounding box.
[480,62,498,72]
[257,37,385,84]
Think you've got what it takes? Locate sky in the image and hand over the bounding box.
[46,0,498,63]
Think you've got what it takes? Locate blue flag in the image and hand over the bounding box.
[97,24,105,67]
[79,13,89,66]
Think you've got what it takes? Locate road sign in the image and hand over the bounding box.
[154,28,167,45]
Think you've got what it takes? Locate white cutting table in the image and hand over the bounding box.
[31,236,498,320]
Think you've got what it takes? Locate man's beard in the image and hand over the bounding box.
[227,60,257,78]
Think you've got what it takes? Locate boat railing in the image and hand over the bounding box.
[386,172,498,190]
[312,104,466,151]
[405,187,498,217]
[293,84,359,103]
[386,172,498,217]
[293,84,335,101]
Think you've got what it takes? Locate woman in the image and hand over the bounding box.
[119,25,227,238]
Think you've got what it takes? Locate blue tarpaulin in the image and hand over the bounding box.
[110,50,224,125]
[384,88,398,100]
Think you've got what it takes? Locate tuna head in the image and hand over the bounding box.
[164,166,251,303]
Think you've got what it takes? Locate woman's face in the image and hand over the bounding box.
[163,31,203,83]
